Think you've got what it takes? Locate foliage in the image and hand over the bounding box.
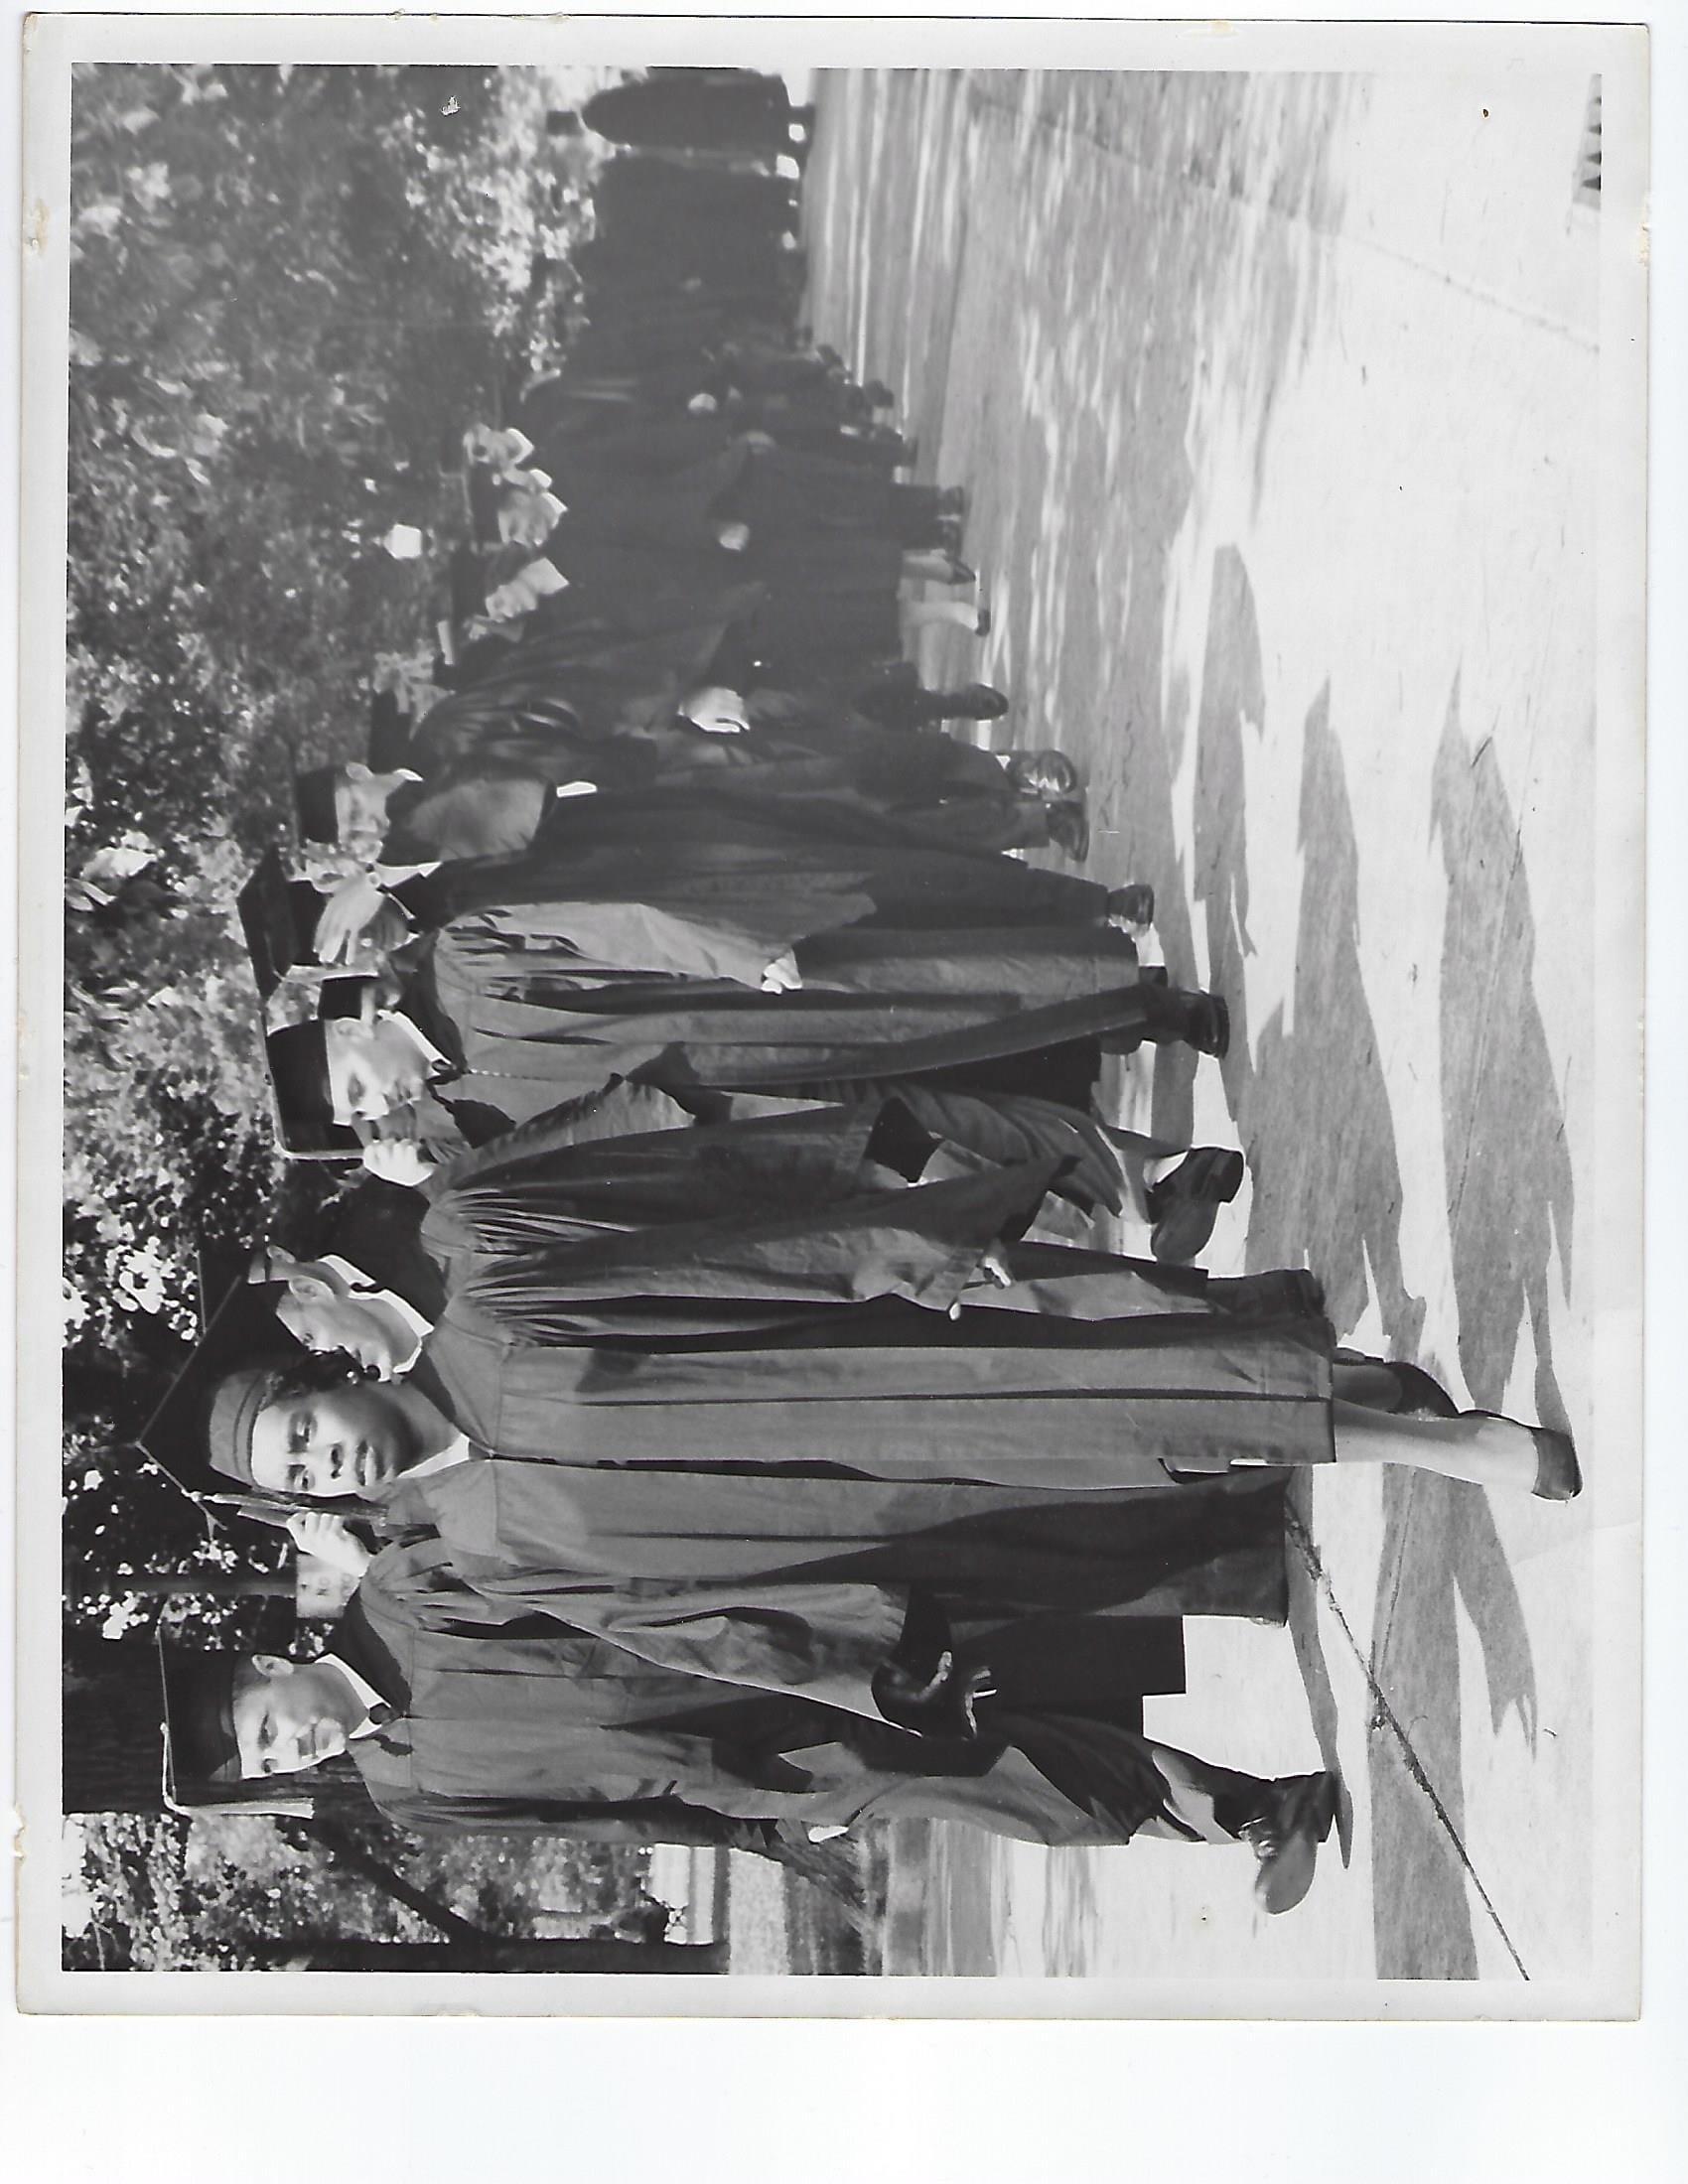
[63,59,585,1527]
[64,1810,659,1971]
[58,61,638,1961]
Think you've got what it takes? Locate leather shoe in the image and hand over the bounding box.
[1045,798,1090,861]
[1240,1771,1338,1915]
[1147,1148,1245,1264]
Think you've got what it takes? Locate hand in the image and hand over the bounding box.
[340,898,411,968]
[682,685,749,735]
[286,1511,373,1577]
[313,874,392,966]
[360,1139,438,1186]
[980,1246,1014,1288]
[760,950,800,994]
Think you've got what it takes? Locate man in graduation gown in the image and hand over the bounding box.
[286,799,1227,1138]
[158,1548,1340,1901]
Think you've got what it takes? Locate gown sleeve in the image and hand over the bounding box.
[451,1156,1061,1323]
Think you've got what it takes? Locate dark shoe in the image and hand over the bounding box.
[1168,993,1228,1057]
[1106,884,1156,926]
[937,484,968,518]
[1045,798,1090,861]
[973,606,992,637]
[1005,748,1081,798]
[945,559,977,588]
[935,515,966,558]
[1239,1772,1338,1915]
[1529,1427,1582,1501]
[1147,1148,1245,1264]
[950,681,1008,721]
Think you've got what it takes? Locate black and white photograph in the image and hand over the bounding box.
[15,11,1649,2020]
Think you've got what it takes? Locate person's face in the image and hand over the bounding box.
[233,1657,363,1777]
[248,1381,415,1498]
[496,485,559,548]
[324,1014,428,1123]
[466,424,527,468]
[275,1281,410,1379]
[333,767,395,861]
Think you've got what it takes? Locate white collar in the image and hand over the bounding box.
[380,1008,449,1076]
[402,1433,473,1481]
[317,1255,433,1373]
[317,1653,390,1739]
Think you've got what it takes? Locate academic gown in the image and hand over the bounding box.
[339,1540,1217,1845]
[400,919,1155,1129]
[416,1085,1131,1291]
[400,685,1047,860]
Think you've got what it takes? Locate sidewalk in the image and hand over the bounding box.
[804,67,1603,1985]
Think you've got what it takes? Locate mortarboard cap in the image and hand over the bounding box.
[366,689,414,775]
[293,765,344,848]
[237,849,330,1005]
[261,980,373,1160]
[157,1638,241,1791]
[465,463,504,547]
[135,1253,298,1511]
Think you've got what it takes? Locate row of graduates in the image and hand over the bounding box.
[140,84,1580,1919]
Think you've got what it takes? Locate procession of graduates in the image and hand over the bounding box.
[129,70,1582,1928]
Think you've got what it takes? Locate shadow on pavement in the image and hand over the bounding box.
[1365,682,1575,1978]
[1239,685,1425,1349]
[1196,669,1534,1975]
[1431,682,1576,1432]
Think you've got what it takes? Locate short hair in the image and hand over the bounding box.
[294,767,346,847]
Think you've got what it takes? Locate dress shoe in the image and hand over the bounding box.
[1239,1771,1338,1915]
[1146,1148,1246,1265]
[1045,798,1090,861]
[1006,748,1081,798]
[1174,993,1229,1057]
[950,681,1008,720]
[1106,883,1156,926]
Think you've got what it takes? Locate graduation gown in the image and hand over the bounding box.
[401,910,1156,1128]
[416,1086,1130,1296]
[340,1540,1213,1845]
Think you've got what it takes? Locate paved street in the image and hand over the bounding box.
[804,67,1607,1985]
